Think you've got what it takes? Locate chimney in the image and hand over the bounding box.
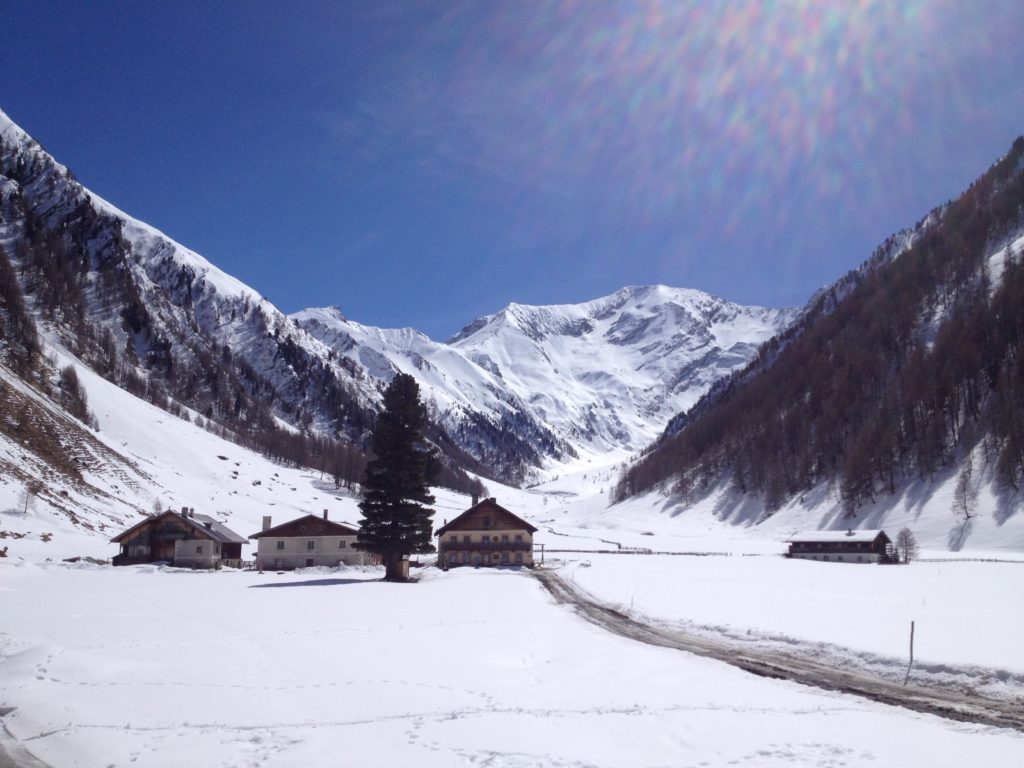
[190,507,196,517]
[471,494,479,506]
[262,516,272,532]
[181,505,189,518]
[323,509,328,520]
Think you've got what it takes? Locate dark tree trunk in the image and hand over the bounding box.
[383,554,408,582]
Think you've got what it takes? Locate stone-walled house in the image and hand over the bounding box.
[111,508,246,568]
[249,511,371,570]
[436,497,537,568]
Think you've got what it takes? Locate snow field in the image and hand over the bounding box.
[1,563,1022,768]
[554,553,1024,695]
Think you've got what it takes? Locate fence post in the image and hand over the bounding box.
[903,620,915,685]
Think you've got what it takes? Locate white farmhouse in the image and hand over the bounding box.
[250,511,371,570]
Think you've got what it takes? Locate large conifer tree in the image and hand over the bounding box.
[356,373,436,581]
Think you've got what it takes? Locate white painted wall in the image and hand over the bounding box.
[256,535,367,570]
[791,552,881,564]
[173,539,221,569]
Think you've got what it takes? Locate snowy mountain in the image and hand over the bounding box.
[294,287,796,480]
[0,103,795,515]
[0,106,380,442]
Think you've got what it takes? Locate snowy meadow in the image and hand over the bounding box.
[1,560,1022,767]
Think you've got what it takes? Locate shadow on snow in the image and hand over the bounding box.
[249,577,372,589]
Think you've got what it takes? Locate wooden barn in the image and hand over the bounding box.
[436,497,537,568]
[111,507,246,568]
[786,529,895,564]
[249,510,371,570]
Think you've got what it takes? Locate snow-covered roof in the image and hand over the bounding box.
[786,529,887,544]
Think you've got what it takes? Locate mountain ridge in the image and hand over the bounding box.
[1,105,795,490]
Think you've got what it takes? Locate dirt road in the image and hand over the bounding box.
[533,568,1024,732]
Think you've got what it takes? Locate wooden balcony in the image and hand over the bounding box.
[440,540,531,553]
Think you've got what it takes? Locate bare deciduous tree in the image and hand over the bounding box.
[896,527,919,564]
[953,455,978,521]
[17,480,43,515]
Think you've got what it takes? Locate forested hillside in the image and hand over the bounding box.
[616,136,1024,516]
[0,109,487,498]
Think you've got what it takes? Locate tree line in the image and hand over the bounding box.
[615,136,1024,514]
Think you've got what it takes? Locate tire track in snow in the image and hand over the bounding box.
[533,568,1024,733]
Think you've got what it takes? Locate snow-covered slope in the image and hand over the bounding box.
[2,107,796,486]
[295,287,796,479]
[0,106,383,443]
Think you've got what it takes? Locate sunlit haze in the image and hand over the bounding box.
[3,0,1022,338]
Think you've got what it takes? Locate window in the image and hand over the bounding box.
[515,552,523,563]
[483,535,491,543]
[450,534,458,542]
[463,535,470,543]
[515,534,523,542]
[502,551,509,563]
[306,540,315,550]
[196,545,203,554]
[501,534,509,543]
[276,541,285,550]
[339,540,347,549]
[305,558,314,567]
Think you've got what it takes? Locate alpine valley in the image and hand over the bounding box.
[0,106,795,555]
[2,107,1024,768]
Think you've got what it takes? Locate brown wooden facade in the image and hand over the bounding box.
[111,509,246,568]
[786,530,894,564]
[436,498,537,568]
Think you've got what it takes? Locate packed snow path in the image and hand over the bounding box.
[533,569,1024,732]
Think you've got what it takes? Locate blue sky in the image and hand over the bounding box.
[3,1,1023,339]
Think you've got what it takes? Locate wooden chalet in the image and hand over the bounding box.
[111,507,246,568]
[436,497,537,569]
[249,510,371,570]
[785,529,895,564]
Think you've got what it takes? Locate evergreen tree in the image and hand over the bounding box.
[356,373,436,581]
